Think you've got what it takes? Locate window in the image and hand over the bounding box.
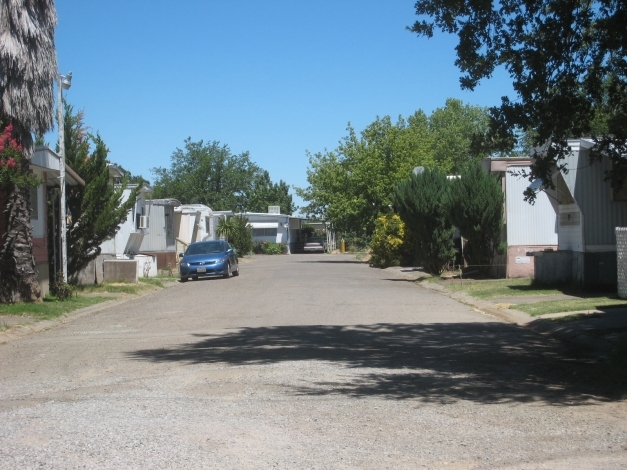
[253,228,277,237]
[30,186,38,219]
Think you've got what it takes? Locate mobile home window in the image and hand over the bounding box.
[253,228,277,237]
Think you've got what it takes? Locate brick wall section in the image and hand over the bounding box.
[617,228,627,299]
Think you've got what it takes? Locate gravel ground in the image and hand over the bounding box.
[1,254,626,469]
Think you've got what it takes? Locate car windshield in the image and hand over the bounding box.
[308,238,323,244]
[186,241,224,255]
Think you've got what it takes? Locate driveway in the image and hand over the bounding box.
[1,254,626,469]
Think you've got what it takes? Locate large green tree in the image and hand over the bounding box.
[0,0,57,302]
[297,99,489,236]
[59,104,143,281]
[410,0,627,196]
[152,138,294,213]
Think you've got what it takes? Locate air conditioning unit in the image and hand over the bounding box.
[139,215,149,229]
[268,206,280,214]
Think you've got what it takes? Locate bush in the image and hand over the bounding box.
[342,232,370,252]
[392,167,455,275]
[51,272,75,301]
[252,241,287,255]
[217,215,253,255]
[369,214,415,268]
[230,215,253,255]
[448,164,504,274]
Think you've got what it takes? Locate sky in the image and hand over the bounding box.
[51,0,514,213]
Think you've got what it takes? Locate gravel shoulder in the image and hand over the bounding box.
[1,255,626,469]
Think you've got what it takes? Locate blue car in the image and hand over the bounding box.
[179,240,239,282]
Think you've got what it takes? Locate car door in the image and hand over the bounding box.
[226,242,236,266]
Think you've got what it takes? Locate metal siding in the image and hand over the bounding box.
[140,205,168,251]
[506,167,558,246]
[572,147,627,247]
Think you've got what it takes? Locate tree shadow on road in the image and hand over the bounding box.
[297,260,367,264]
[127,322,627,404]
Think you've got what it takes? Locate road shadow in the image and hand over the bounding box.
[127,322,627,404]
[297,260,367,264]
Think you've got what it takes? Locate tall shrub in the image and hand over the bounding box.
[369,213,414,268]
[449,164,504,273]
[392,168,454,275]
[230,215,253,255]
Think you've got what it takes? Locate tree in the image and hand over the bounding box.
[109,163,147,185]
[297,100,489,236]
[59,104,143,280]
[152,139,292,213]
[392,168,455,275]
[448,165,504,274]
[0,0,57,302]
[215,216,236,241]
[409,0,627,196]
[246,170,296,215]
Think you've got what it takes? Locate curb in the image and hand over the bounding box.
[0,283,177,345]
[407,274,615,354]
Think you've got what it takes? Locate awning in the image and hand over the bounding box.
[31,146,85,186]
[248,222,279,229]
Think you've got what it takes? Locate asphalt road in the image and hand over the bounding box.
[1,254,626,469]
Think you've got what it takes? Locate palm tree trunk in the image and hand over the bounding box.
[0,131,41,303]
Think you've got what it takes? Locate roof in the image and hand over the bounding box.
[147,198,181,207]
[175,204,213,214]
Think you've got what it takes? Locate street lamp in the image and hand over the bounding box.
[57,71,72,282]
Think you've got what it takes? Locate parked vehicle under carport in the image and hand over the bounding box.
[304,238,326,253]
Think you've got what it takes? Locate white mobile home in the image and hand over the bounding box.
[483,158,559,278]
[213,209,304,253]
[533,139,627,287]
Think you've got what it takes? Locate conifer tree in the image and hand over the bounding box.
[392,168,454,275]
[448,165,504,274]
[57,104,143,280]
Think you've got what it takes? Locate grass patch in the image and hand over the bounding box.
[443,278,568,299]
[0,295,111,321]
[517,297,627,316]
[77,277,168,295]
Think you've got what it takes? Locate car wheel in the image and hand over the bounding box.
[223,262,231,279]
[180,277,188,283]
[232,263,239,276]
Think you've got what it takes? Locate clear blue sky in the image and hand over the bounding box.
[51,0,513,213]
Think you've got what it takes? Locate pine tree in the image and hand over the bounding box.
[448,164,504,274]
[392,168,454,275]
[57,104,143,280]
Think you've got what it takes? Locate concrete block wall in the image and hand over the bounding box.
[103,260,138,283]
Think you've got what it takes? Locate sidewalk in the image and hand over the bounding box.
[391,266,627,355]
